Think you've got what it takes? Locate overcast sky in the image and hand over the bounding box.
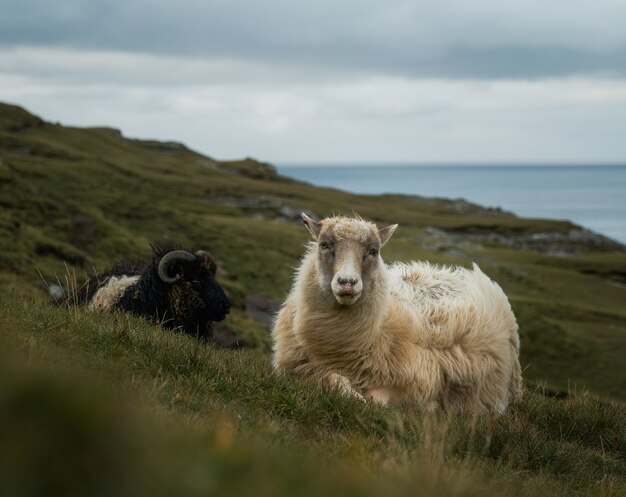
[1,0,625,163]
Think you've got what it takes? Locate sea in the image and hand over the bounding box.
[276,165,626,244]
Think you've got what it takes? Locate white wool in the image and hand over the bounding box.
[88,275,140,312]
[272,217,522,413]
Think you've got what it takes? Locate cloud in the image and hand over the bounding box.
[2,0,626,78]
[1,46,625,163]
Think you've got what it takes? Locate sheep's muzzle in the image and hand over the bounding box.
[333,280,362,305]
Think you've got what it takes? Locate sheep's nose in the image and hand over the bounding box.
[338,277,358,286]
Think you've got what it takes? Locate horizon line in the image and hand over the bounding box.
[274,161,626,168]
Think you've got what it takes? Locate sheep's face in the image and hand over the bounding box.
[302,214,397,306]
[157,249,231,324]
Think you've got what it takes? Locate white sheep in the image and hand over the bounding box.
[272,214,522,413]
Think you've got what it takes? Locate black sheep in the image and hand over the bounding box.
[70,244,231,340]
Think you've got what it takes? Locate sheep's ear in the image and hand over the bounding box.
[378,224,398,246]
[302,213,323,239]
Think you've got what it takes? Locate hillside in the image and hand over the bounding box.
[1,102,625,496]
[1,101,624,398]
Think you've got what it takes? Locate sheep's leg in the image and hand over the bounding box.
[287,360,365,402]
[273,305,363,401]
[327,373,365,402]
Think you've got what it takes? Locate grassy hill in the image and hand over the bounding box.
[1,102,625,496]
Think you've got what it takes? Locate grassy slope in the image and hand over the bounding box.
[2,294,624,497]
[1,102,625,496]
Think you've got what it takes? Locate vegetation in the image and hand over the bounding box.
[1,102,625,495]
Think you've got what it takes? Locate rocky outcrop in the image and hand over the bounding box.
[416,226,625,256]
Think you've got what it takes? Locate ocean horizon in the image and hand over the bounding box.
[276,164,626,244]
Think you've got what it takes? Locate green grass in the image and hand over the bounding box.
[1,101,626,496]
[1,293,624,497]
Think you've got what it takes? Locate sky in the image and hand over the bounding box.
[1,0,626,164]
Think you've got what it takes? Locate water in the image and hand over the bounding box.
[277,164,626,244]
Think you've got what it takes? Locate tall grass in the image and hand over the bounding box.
[1,292,623,497]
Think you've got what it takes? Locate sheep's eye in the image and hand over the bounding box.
[368,249,379,257]
[319,242,331,250]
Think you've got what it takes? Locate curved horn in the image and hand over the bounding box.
[158,250,196,283]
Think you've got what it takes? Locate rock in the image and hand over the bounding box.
[217,158,279,179]
[277,206,319,222]
[414,226,481,253]
[211,196,317,223]
[47,284,65,302]
[132,139,186,153]
[212,324,248,349]
[245,295,282,327]
[278,205,301,220]
[416,225,625,256]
